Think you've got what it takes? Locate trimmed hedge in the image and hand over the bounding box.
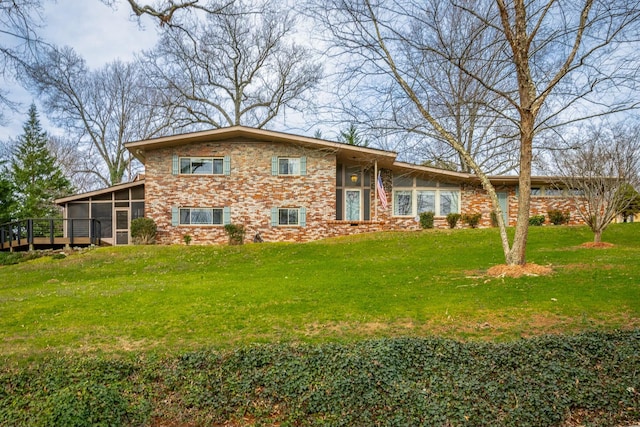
[1,330,638,426]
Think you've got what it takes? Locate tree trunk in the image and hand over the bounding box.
[506,111,534,266]
[594,229,602,243]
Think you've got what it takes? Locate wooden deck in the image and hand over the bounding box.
[2,237,99,251]
[0,218,103,251]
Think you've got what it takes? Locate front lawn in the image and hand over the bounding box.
[1,224,638,361]
[1,224,639,426]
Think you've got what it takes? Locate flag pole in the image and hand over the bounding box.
[374,160,378,221]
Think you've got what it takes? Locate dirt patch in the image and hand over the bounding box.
[580,242,615,248]
[486,263,553,278]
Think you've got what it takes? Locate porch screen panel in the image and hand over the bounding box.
[131,202,145,220]
[67,203,90,237]
[91,203,113,238]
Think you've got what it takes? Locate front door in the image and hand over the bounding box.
[345,190,361,221]
[115,208,130,245]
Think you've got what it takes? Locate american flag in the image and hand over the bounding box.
[377,172,388,209]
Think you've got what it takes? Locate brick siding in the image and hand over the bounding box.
[143,139,585,245]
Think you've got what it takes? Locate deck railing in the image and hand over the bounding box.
[0,218,101,250]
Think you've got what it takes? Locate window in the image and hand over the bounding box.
[179,208,223,225]
[439,191,460,216]
[180,157,224,175]
[417,190,435,214]
[271,207,307,227]
[279,208,299,225]
[272,156,307,176]
[392,175,460,217]
[279,158,300,175]
[544,188,564,196]
[394,191,412,216]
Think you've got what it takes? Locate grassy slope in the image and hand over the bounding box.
[1,224,638,361]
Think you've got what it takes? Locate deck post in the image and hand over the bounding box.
[25,220,34,251]
[67,219,73,249]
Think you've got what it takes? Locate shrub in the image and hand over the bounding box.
[462,213,482,228]
[419,211,435,229]
[548,209,570,225]
[446,213,461,229]
[130,217,157,245]
[224,224,246,245]
[183,234,192,245]
[529,215,545,226]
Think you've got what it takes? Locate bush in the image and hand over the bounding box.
[446,213,461,229]
[548,209,570,225]
[1,331,639,427]
[130,217,157,245]
[419,211,435,229]
[529,215,546,226]
[462,213,482,228]
[224,224,246,245]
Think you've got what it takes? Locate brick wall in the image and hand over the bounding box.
[143,141,585,245]
[145,139,346,245]
[461,184,586,227]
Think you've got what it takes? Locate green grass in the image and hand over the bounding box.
[1,224,639,362]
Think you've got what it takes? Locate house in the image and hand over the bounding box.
[54,126,584,246]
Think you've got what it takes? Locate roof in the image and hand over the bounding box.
[55,179,145,204]
[125,125,398,169]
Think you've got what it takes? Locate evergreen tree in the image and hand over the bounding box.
[0,163,15,223]
[11,104,73,218]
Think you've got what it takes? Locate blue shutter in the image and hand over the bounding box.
[300,156,307,176]
[171,207,179,226]
[271,207,278,226]
[300,207,307,227]
[271,156,278,175]
[223,207,231,225]
[172,155,179,175]
[223,156,231,175]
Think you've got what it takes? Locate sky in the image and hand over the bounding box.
[0,0,160,141]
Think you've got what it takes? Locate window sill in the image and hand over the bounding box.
[328,220,384,225]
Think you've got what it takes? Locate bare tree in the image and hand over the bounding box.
[552,123,640,243]
[46,135,101,192]
[107,0,232,26]
[0,0,45,120]
[141,0,323,131]
[22,46,174,187]
[311,0,640,265]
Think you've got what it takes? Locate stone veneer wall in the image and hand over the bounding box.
[144,141,586,245]
[461,184,585,227]
[145,139,347,245]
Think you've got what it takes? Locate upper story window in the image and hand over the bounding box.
[172,155,230,175]
[180,157,223,175]
[272,156,307,176]
[279,158,300,175]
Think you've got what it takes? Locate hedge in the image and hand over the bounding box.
[1,330,638,426]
